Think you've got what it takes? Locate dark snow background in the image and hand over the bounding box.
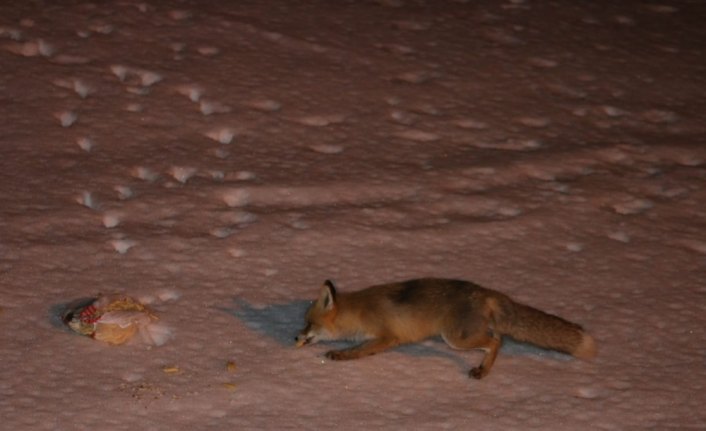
[1,0,705,429]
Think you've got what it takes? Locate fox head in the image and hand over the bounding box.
[295,280,338,348]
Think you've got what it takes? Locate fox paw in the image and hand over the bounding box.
[469,366,486,379]
[325,350,349,361]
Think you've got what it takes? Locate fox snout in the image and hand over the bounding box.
[295,332,312,348]
[295,324,315,348]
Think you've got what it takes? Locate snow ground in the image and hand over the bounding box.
[1,0,705,429]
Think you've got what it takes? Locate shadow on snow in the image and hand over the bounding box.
[221,298,570,374]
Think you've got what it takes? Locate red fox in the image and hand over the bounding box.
[296,278,596,378]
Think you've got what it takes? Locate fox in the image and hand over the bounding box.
[295,278,596,379]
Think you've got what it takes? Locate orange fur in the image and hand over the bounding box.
[296,278,596,379]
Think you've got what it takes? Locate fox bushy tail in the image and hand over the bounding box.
[493,300,597,359]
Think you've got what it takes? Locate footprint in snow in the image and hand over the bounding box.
[168,166,197,184]
[0,26,23,40]
[55,110,78,127]
[245,99,282,112]
[51,55,90,65]
[612,198,654,215]
[110,64,163,87]
[110,239,137,254]
[221,189,250,208]
[309,144,344,154]
[133,166,159,182]
[199,99,231,115]
[516,116,551,128]
[175,84,204,102]
[53,77,93,98]
[168,10,192,20]
[454,119,489,130]
[197,46,220,56]
[471,139,542,151]
[76,191,98,210]
[393,129,440,142]
[528,57,559,68]
[76,137,93,152]
[294,114,346,127]
[395,70,436,84]
[114,185,133,200]
[204,127,236,144]
[102,212,122,228]
[3,39,54,57]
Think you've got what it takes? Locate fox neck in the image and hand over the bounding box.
[328,294,374,341]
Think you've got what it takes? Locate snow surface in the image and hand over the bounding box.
[1,0,705,429]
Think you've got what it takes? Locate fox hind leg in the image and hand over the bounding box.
[442,317,502,379]
[468,333,501,379]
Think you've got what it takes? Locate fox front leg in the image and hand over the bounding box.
[326,338,400,360]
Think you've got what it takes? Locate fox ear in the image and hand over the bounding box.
[318,280,337,311]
